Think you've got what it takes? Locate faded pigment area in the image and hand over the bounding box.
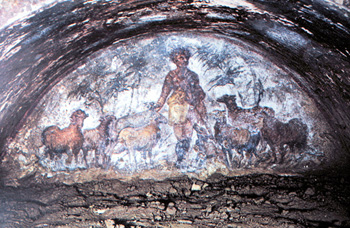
[4,33,331,183]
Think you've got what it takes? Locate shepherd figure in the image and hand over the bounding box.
[155,48,207,166]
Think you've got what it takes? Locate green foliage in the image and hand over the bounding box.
[67,49,149,113]
[207,66,244,91]
[195,44,244,91]
[105,72,131,98]
[196,44,230,72]
[124,55,147,89]
[68,80,93,100]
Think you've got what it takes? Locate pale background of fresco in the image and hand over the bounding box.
[3,33,333,183]
[1,0,343,184]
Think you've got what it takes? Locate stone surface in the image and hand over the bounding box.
[0,173,349,227]
[1,0,349,173]
[1,32,331,181]
[0,0,350,227]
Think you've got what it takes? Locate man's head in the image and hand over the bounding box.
[170,48,191,68]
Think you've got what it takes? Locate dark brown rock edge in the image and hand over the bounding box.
[0,173,349,227]
[1,0,350,227]
[1,0,350,170]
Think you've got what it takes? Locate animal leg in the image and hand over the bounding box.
[45,149,54,160]
[268,145,277,164]
[222,146,233,169]
[145,150,153,169]
[98,143,108,169]
[244,150,252,166]
[233,146,244,168]
[252,149,261,166]
[141,150,147,167]
[279,145,288,164]
[75,154,79,164]
[82,149,89,168]
[134,150,138,171]
[245,147,259,167]
[128,149,137,172]
[95,150,101,168]
[103,154,111,170]
[102,153,109,169]
[65,152,73,165]
[221,140,233,169]
[237,149,244,168]
[72,148,81,165]
[103,145,112,168]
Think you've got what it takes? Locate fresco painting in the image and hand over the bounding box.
[5,33,330,179]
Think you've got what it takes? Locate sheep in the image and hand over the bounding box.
[217,94,274,132]
[214,117,261,168]
[42,109,88,164]
[108,110,156,142]
[82,115,116,168]
[261,116,308,163]
[214,119,251,145]
[110,111,167,171]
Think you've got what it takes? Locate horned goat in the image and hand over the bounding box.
[217,94,274,132]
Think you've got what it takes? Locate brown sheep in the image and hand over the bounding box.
[42,109,88,164]
[82,115,116,168]
[215,122,251,146]
[214,117,260,168]
[261,116,308,163]
[217,94,274,131]
[113,112,167,171]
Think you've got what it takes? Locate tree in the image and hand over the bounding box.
[195,44,244,91]
[67,55,146,114]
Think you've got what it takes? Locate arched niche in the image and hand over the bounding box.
[3,32,335,183]
[1,0,350,182]
[1,1,350,227]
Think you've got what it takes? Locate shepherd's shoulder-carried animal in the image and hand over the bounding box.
[82,115,116,167]
[42,109,88,164]
[261,116,308,163]
[217,94,274,131]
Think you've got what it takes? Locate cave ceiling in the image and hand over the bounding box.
[0,0,350,183]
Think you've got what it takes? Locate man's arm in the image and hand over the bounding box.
[155,73,172,112]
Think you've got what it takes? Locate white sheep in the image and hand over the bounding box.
[109,111,167,171]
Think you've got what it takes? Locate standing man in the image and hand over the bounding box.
[155,48,207,167]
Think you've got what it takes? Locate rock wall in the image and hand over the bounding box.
[0,173,349,227]
[3,33,330,182]
[0,0,350,227]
